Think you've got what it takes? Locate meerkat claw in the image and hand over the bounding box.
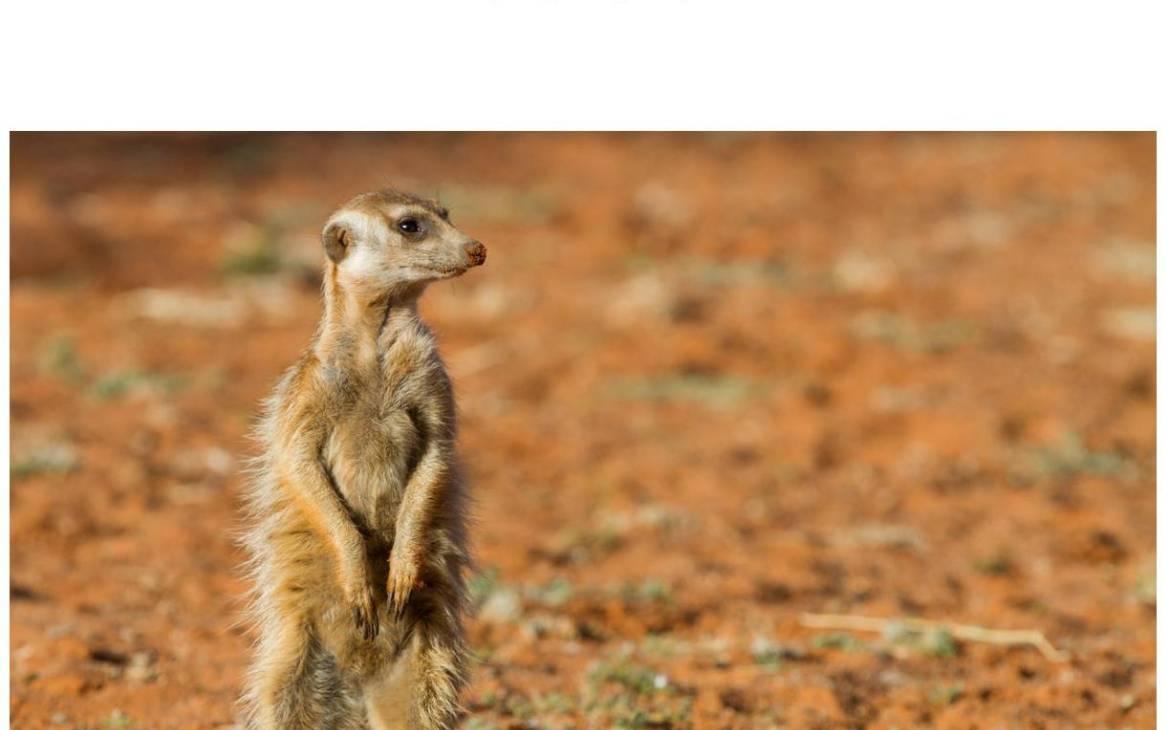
[351,589,379,640]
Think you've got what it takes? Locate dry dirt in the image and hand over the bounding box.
[8,133,1156,729]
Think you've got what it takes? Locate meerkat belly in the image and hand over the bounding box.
[324,405,423,537]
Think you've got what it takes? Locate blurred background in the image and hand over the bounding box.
[9,133,1155,729]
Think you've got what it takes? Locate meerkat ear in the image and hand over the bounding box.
[322,221,351,263]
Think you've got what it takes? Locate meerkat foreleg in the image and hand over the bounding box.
[384,424,469,728]
[386,440,452,617]
[279,419,379,639]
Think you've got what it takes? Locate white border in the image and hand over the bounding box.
[2,0,1166,725]
[1,131,10,727]
[2,1,1166,130]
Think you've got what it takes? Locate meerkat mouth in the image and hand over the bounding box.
[427,267,467,279]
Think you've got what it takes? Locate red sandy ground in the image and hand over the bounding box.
[9,133,1155,729]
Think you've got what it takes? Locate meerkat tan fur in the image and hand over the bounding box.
[240,189,486,729]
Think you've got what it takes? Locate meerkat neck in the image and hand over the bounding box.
[316,273,424,366]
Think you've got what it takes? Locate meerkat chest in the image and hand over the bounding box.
[322,361,449,527]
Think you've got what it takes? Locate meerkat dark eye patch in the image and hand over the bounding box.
[397,218,425,237]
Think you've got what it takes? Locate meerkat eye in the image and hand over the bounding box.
[397,218,424,236]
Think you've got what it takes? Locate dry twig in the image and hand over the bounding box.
[799,612,1070,662]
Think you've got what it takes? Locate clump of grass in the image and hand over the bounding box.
[471,646,495,665]
[11,443,80,480]
[532,692,575,715]
[599,505,688,537]
[589,660,661,695]
[91,370,190,400]
[40,335,86,384]
[973,551,1016,576]
[640,635,692,660]
[812,632,866,652]
[1022,432,1139,483]
[585,657,691,729]
[920,628,960,658]
[619,578,673,605]
[467,567,501,609]
[929,684,964,706]
[883,622,959,658]
[552,525,624,564]
[502,694,534,720]
[850,311,976,354]
[615,708,693,730]
[527,576,574,607]
[220,221,285,277]
[102,709,133,729]
[39,335,188,402]
[751,635,806,672]
[471,689,498,710]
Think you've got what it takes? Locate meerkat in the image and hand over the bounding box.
[240,189,487,730]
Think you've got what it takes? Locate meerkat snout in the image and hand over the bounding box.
[464,240,487,267]
[319,190,489,293]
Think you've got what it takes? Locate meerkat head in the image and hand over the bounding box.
[321,189,487,300]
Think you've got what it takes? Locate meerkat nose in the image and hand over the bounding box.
[464,241,487,267]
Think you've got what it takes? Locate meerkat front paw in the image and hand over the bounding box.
[340,561,379,640]
[349,581,379,640]
[387,550,426,619]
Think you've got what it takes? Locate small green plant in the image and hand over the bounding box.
[102,709,133,729]
[751,636,788,672]
[467,567,501,608]
[585,658,692,729]
[590,660,660,696]
[921,628,959,658]
[41,335,86,384]
[882,622,960,658]
[1023,431,1138,482]
[11,444,79,480]
[220,221,285,276]
[91,370,189,400]
[532,692,575,715]
[973,551,1016,576]
[928,684,964,706]
[812,633,866,652]
[619,579,672,605]
[849,311,975,354]
[528,577,574,607]
[553,525,624,564]
[502,694,534,720]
